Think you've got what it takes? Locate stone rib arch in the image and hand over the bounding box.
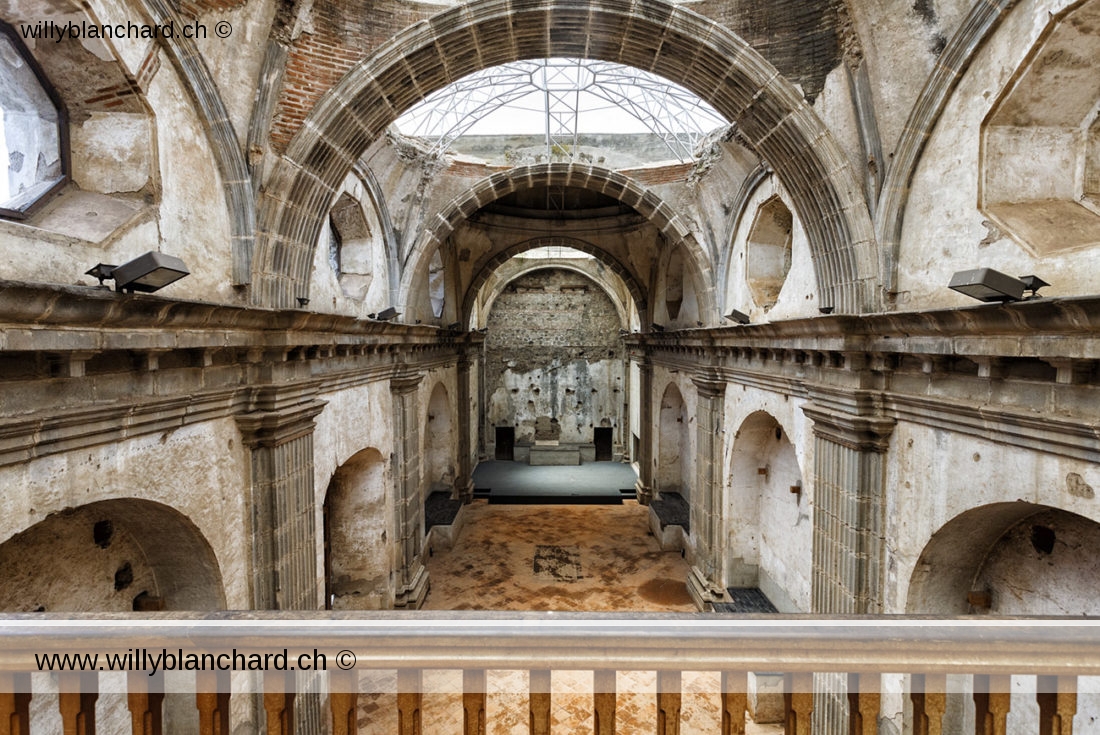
[462,237,647,329]
[251,0,878,313]
[468,239,642,327]
[405,163,708,325]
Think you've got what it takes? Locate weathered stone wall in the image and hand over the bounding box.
[484,268,626,450]
[896,0,1100,309]
[0,418,252,610]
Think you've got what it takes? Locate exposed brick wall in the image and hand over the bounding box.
[619,162,694,186]
[268,0,434,151]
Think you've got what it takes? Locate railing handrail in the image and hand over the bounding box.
[2,613,1099,676]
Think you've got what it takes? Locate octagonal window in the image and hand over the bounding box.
[0,21,67,218]
[746,196,793,309]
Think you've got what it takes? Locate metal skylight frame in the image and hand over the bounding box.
[395,58,727,163]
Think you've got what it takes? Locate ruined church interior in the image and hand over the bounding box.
[1,0,1099,730]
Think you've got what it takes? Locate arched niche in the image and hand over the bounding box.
[907,501,1100,615]
[323,447,391,610]
[425,382,455,493]
[0,498,225,612]
[657,383,689,501]
[725,411,807,612]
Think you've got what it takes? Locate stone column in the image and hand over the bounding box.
[687,371,727,609]
[634,355,655,505]
[236,395,327,611]
[454,354,475,502]
[391,372,429,609]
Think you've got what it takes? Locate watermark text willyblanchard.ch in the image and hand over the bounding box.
[19,18,234,41]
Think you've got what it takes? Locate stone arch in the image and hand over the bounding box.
[906,501,1100,615]
[474,260,635,332]
[424,382,455,493]
[251,0,877,313]
[405,163,711,326]
[0,498,225,612]
[725,411,807,612]
[657,382,690,501]
[323,447,391,610]
[462,236,647,328]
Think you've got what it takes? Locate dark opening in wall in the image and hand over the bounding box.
[594,427,613,461]
[1031,525,1056,555]
[495,427,515,461]
[114,562,133,591]
[93,520,113,548]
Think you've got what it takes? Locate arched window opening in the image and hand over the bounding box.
[0,21,67,218]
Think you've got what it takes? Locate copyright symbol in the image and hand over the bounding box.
[215,21,232,38]
[335,650,356,670]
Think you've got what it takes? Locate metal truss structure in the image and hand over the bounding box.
[395,58,727,163]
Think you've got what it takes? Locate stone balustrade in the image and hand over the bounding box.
[0,614,1096,735]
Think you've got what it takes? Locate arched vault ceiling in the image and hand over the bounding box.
[252,0,877,315]
[403,163,704,322]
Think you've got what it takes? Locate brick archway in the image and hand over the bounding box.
[252,0,877,313]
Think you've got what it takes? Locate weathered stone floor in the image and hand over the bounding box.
[349,501,783,733]
[423,500,694,612]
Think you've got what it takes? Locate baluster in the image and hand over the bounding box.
[847,673,880,735]
[529,670,551,735]
[127,672,164,735]
[329,671,358,735]
[263,671,295,735]
[196,671,231,735]
[397,669,421,735]
[58,672,98,735]
[656,670,681,735]
[593,669,616,735]
[1037,676,1077,735]
[463,670,486,735]
[973,674,1011,735]
[0,673,31,735]
[721,671,748,735]
[911,674,947,735]
[783,673,813,735]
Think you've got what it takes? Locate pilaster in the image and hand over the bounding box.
[391,371,429,609]
[236,395,326,611]
[687,370,727,609]
[634,356,655,505]
[454,354,476,503]
[803,390,894,615]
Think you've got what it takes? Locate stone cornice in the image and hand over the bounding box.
[236,399,328,449]
[0,280,466,351]
[642,296,1100,360]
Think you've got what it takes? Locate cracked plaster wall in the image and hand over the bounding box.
[484,268,625,450]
